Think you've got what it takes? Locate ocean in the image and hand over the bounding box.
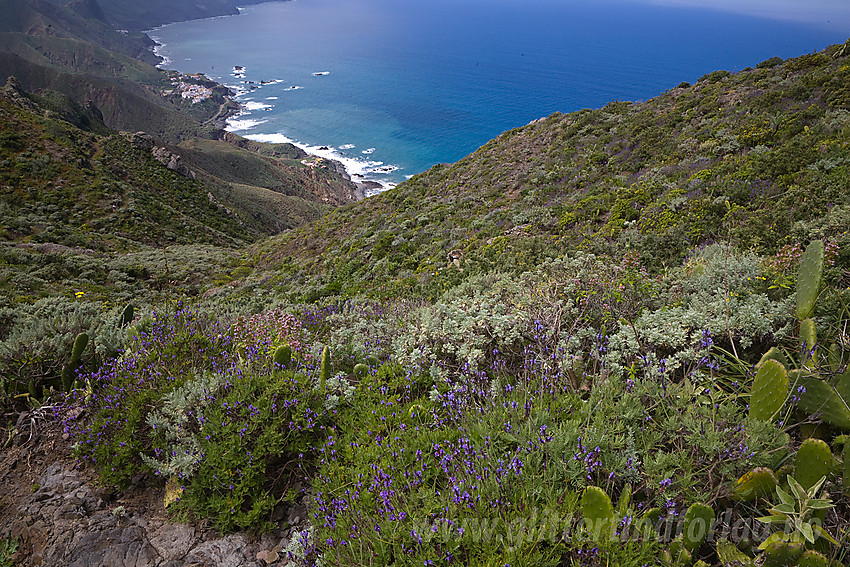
[149,0,850,192]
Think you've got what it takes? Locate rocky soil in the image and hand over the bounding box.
[1,405,311,566]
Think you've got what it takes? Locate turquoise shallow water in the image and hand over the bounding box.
[149,0,849,190]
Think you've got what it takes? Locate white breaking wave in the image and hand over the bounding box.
[226,117,268,130]
[243,133,396,193]
[242,101,272,111]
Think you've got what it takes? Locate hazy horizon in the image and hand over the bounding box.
[633,0,850,30]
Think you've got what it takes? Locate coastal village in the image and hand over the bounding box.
[162,71,214,104]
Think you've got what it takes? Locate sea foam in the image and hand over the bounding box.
[227,117,268,130]
[244,133,396,193]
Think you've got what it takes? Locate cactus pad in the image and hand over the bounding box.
[580,485,614,542]
[683,503,714,551]
[757,347,790,370]
[796,240,824,321]
[751,359,789,422]
[716,538,754,567]
[273,344,292,369]
[800,318,817,367]
[666,538,691,565]
[71,333,89,363]
[795,438,832,491]
[844,441,850,494]
[732,467,778,501]
[353,363,370,378]
[61,364,75,392]
[320,346,331,391]
[798,550,830,567]
[762,540,804,567]
[796,372,850,430]
[120,303,134,328]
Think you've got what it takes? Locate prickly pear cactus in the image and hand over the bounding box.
[796,371,850,431]
[273,344,292,369]
[353,363,370,378]
[795,438,832,491]
[320,346,331,391]
[717,538,754,567]
[71,333,89,363]
[834,362,850,406]
[796,240,824,322]
[845,441,850,494]
[758,347,790,370]
[61,364,75,392]
[665,538,691,566]
[62,333,90,391]
[733,467,778,501]
[751,360,789,422]
[580,485,614,542]
[120,303,135,328]
[634,507,661,538]
[683,503,715,551]
[828,343,843,373]
[799,318,817,368]
[798,550,830,567]
[762,540,804,567]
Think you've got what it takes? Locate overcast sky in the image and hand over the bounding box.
[635,0,850,30]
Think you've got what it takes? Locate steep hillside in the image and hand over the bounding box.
[0,0,158,63]
[0,78,252,251]
[4,27,850,567]
[0,78,354,304]
[243,42,850,301]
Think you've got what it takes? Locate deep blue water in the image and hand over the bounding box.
[149,0,849,190]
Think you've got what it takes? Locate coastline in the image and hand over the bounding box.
[147,12,395,199]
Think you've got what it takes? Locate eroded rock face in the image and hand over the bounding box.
[130,131,155,150]
[152,146,195,179]
[9,462,304,566]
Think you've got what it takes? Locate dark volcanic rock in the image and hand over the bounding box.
[8,460,306,566]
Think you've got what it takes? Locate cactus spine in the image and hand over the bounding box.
[273,344,292,370]
[795,438,832,491]
[580,485,615,542]
[750,359,789,422]
[320,346,331,392]
[796,240,824,321]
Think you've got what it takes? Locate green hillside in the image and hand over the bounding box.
[0,78,252,249]
[0,0,159,63]
[0,77,357,300]
[241,45,850,301]
[2,2,850,563]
